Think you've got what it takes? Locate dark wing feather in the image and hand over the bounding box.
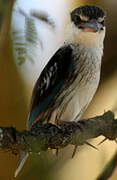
[27,45,73,128]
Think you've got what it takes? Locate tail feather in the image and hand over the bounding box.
[14,152,29,178]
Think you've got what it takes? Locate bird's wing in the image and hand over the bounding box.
[27,45,73,128]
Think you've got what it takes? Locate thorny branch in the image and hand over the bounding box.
[0,111,117,155]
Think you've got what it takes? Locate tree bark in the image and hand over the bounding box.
[0,111,116,155]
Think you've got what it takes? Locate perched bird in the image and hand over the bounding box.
[15,5,106,177]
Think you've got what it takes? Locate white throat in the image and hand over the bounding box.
[66,22,105,49]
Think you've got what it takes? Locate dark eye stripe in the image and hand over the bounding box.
[73,15,88,26]
[100,20,105,26]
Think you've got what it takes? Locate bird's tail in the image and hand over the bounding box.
[14,152,29,178]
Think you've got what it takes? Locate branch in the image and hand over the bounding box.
[0,111,117,155]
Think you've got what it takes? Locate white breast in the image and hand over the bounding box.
[53,45,102,122]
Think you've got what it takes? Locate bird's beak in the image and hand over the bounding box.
[79,19,102,33]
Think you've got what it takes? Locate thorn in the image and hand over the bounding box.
[85,141,98,151]
[56,149,59,156]
[72,145,78,158]
[98,138,107,146]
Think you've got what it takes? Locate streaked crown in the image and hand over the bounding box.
[71,5,106,26]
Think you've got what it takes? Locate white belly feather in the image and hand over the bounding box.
[61,71,100,121]
[50,44,102,122]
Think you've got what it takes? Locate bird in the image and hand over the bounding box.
[14,5,106,177]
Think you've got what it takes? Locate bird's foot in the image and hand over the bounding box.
[56,119,88,131]
[56,120,78,126]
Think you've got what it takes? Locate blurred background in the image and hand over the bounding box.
[0,0,117,179]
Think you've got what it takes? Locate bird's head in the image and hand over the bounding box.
[70,5,106,48]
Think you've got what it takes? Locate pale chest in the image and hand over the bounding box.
[53,45,102,122]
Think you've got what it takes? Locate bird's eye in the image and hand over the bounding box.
[74,15,82,23]
[100,20,105,26]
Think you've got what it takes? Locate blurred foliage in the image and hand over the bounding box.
[0,1,28,179]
